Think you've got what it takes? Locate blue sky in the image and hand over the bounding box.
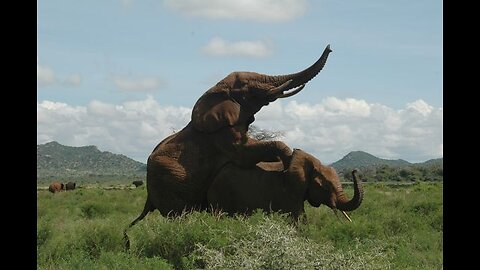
[37,0,443,164]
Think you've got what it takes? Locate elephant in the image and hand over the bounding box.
[132,180,144,188]
[207,149,364,221]
[65,182,76,191]
[124,45,332,249]
[48,182,64,193]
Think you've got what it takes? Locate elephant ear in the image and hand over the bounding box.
[191,91,241,133]
[285,149,309,194]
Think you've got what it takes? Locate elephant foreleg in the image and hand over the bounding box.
[240,141,292,168]
[211,125,293,168]
[232,140,293,168]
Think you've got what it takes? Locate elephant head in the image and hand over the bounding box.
[191,45,332,133]
[287,149,364,215]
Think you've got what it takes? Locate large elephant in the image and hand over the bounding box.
[124,45,332,249]
[48,182,64,193]
[208,149,364,221]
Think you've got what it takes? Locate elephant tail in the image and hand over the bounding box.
[123,196,154,252]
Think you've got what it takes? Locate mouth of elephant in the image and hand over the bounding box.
[267,84,305,102]
[307,198,321,207]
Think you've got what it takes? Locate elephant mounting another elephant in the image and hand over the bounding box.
[124,45,361,250]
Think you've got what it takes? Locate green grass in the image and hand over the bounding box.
[37,182,443,269]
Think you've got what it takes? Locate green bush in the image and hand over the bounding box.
[80,202,109,219]
[191,217,392,269]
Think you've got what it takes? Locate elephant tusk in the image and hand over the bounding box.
[277,84,305,98]
[342,211,352,222]
[269,79,293,96]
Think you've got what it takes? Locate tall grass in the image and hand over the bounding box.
[37,182,442,269]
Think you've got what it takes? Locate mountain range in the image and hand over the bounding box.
[37,141,146,179]
[37,141,442,180]
[330,151,443,172]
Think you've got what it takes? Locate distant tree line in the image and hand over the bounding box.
[341,164,443,182]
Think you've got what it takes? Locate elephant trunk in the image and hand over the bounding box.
[334,169,364,212]
[263,44,332,91]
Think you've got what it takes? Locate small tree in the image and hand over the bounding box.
[247,125,285,141]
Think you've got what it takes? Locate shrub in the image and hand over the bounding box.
[190,216,392,269]
[80,202,109,219]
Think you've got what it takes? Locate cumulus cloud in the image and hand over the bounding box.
[164,0,307,22]
[202,37,272,58]
[111,76,164,92]
[37,96,443,164]
[37,96,191,162]
[255,97,443,163]
[37,64,56,87]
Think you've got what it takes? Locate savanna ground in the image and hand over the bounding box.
[37,182,443,269]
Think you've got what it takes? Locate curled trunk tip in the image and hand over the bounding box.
[335,168,364,212]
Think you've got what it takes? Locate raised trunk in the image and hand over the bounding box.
[263,44,332,90]
[335,169,364,212]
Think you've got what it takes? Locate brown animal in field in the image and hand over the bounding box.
[124,45,333,250]
[48,182,65,193]
[65,182,76,190]
[208,149,363,221]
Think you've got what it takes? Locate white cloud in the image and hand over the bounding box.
[37,97,443,164]
[164,0,307,22]
[111,76,163,92]
[202,37,273,58]
[64,74,82,86]
[37,96,191,162]
[405,99,433,116]
[37,64,56,87]
[255,98,443,163]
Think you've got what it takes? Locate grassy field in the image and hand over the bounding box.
[37,182,443,269]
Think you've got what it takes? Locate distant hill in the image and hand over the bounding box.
[330,151,442,172]
[37,142,443,183]
[330,151,443,182]
[37,141,146,180]
[415,158,443,168]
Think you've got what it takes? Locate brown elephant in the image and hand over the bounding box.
[124,45,332,249]
[208,149,364,221]
[48,182,64,193]
[65,182,76,191]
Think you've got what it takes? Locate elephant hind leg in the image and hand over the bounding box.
[124,196,154,251]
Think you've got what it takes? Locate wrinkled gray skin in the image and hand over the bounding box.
[124,45,332,250]
[208,149,364,220]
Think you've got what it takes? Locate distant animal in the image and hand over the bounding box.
[132,180,144,188]
[48,182,64,193]
[65,182,76,190]
[207,149,364,221]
